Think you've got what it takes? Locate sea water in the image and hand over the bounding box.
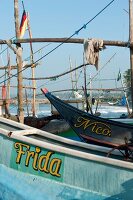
[0,164,119,200]
[9,103,51,117]
[95,104,129,118]
[9,103,129,119]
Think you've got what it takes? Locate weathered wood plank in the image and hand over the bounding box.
[0,38,130,47]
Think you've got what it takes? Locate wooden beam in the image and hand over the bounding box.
[0,38,130,47]
[0,85,36,89]
[38,87,126,94]
[0,63,38,70]
[13,38,130,47]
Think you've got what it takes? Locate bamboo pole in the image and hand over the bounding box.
[7,54,11,100]
[46,87,127,92]
[6,52,11,116]
[0,85,36,89]
[0,63,38,70]
[69,57,74,92]
[12,38,130,47]
[74,61,78,91]
[83,53,93,114]
[0,38,130,47]
[27,12,36,117]
[129,0,133,114]
[14,0,24,123]
[25,87,29,116]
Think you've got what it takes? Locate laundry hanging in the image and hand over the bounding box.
[84,38,104,70]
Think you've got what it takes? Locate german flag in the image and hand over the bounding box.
[20,10,27,38]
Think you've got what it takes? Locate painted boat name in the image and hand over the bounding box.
[14,142,62,177]
[74,117,111,137]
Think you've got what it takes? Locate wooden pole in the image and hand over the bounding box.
[27,12,36,117]
[0,63,38,70]
[14,0,24,123]
[11,38,130,47]
[25,87,29,116]
[129,0,133,114]
[6,52,11,116]
[75,61,78,91]
[7,53,11,100]
[83,53,93,114]
[69,57,74,92]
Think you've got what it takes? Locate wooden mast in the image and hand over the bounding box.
[6,52,11,116]
[83,53,93,114]
[69,57,74,92]
[27,12,36,117]
[129,0,133,114]
[14,0,24,123]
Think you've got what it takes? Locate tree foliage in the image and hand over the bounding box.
[123,69,131,96]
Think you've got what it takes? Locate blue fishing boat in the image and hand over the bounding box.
[41,88,133,155]
[0,116,133,199]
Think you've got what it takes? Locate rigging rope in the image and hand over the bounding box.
[0,0,115,85]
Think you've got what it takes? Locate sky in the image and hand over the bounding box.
[0,0,131,97]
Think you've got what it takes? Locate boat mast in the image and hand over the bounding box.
[27,12,36,117]
[14,0,24,123]
[69,57,75,93]
[129,0,133,114]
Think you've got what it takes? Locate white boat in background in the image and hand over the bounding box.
[73,91,83,99]
[108,101,119,106]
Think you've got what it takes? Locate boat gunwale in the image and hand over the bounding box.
[0,118,133,171]
[1,117,133,170]
[45,91,133,129]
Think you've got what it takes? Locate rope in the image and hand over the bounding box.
[0,0,115,85]
[23,63,89,80]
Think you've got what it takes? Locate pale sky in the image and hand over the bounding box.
[0,0,130,97]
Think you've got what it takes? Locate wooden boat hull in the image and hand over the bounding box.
[41,88,133,147]
[41,119,70,133]
[1,117,133,198]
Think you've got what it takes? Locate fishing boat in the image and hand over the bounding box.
[41,88,133,151]
[1,116,133,199]
[108,100,119,106]
[24,113,62,129]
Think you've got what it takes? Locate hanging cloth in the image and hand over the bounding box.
[84,38,104,70]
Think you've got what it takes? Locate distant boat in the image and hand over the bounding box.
[120,96,127,106]
[108,100,119,106]
[108,96,127,106]
[73,91,82,99]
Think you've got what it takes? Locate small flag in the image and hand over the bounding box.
[20,10,27,38]
[117,70,121,81]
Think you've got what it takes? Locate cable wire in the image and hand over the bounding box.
[0,0,115,85]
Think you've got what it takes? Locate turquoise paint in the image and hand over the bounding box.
[0,164,110,200]
[0,134,133,198]
[10,140,64,182]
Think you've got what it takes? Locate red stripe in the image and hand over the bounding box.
[20,10,27,33]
